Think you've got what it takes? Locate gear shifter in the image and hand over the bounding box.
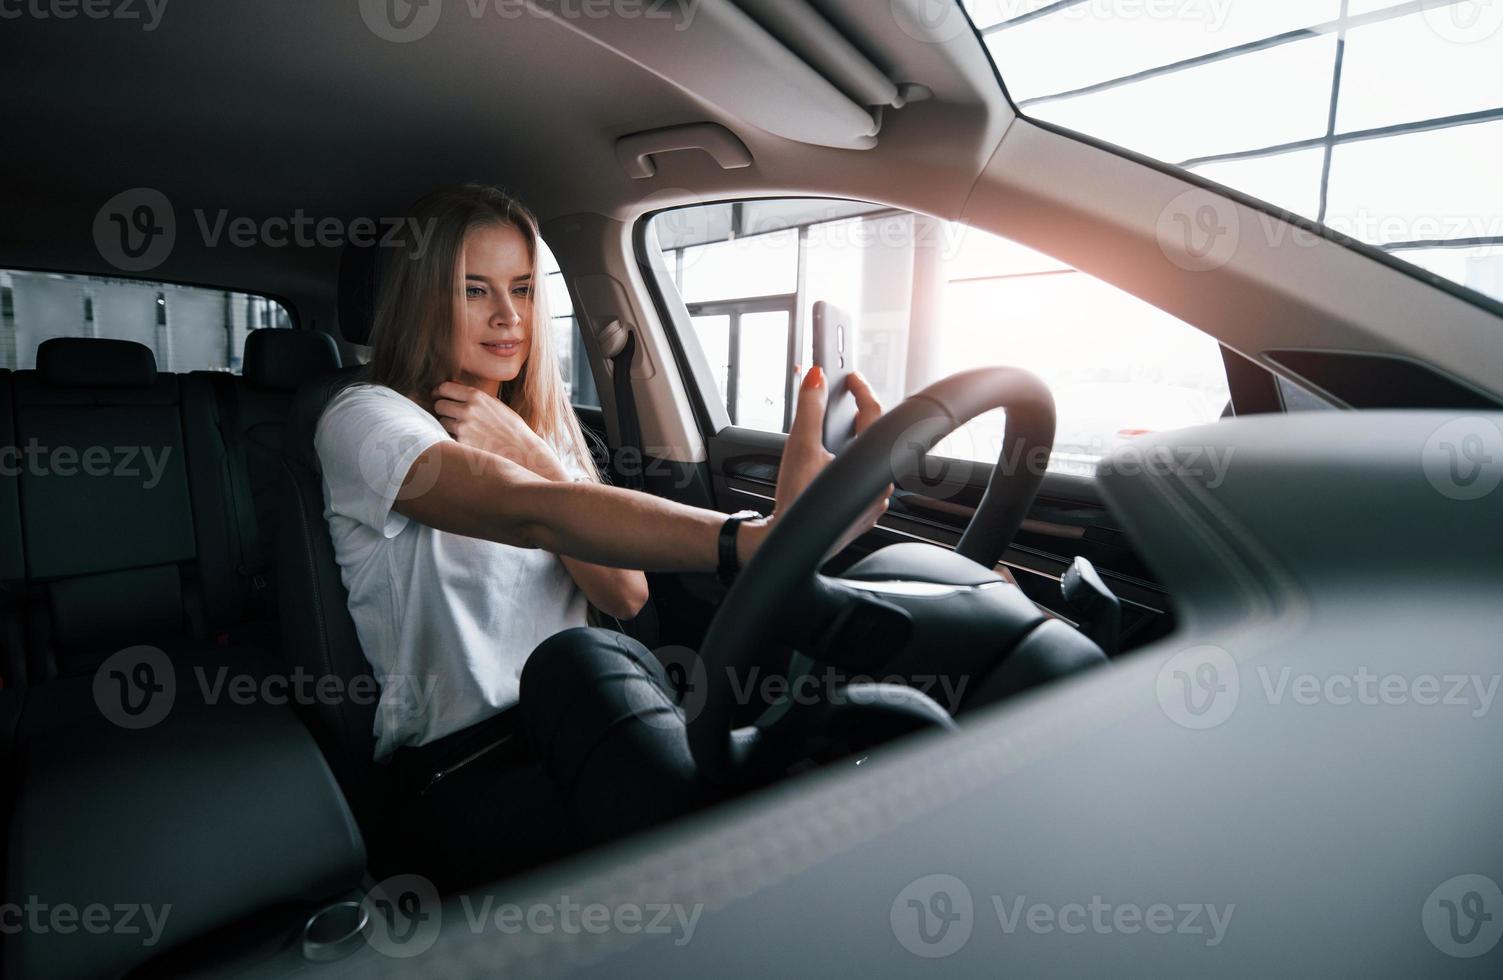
[1061,555,1121,657]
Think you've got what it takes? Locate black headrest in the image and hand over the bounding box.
[38,338,157,388]
[243,329,342,390]
[337,242,384,346]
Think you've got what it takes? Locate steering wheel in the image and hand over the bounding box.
[691,367,1062,782]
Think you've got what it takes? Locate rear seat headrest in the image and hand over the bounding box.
[337,242,384,346]
[243,330,342,390]
[38,338,157,388]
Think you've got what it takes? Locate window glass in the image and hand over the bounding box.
[1336,9,1503,132]
[537,241,600,409]
[680,229,799,305]
[0,269,289,372]
[648,200,1231,477]
[981,0,1503,304]
[1030,36,1339,164]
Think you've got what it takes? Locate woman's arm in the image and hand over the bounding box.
[402,367,885,578]
[392,441,771,572]
[512,447,651,621]
[429,381,650,618]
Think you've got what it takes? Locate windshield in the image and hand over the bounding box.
[967,0,1503,305]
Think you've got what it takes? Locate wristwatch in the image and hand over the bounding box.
[717,510,763,588]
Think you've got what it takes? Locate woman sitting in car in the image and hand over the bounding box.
[314,184,886,883]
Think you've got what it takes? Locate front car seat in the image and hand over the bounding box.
[274,244,381,832]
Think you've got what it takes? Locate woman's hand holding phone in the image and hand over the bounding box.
[767,365,890,555]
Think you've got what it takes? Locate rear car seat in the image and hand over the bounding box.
[0,369,24,688]
[11,338,267,681]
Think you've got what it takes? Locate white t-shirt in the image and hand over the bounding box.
[314,383,589,760]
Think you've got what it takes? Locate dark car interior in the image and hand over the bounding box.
[2,2,1501,978]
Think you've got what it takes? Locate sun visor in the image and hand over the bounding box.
[525,0,893,149]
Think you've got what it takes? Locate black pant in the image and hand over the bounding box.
[382,627,702,887]
[521,626,710,846]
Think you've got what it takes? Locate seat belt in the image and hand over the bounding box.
[607,329,660,648]
[610,330,646,492]
[211,374,267,596]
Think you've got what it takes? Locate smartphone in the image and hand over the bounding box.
[812,301,858,454]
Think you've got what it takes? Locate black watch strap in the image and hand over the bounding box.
[717,510,761,588]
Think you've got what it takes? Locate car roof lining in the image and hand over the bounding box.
[0,1,1007,306]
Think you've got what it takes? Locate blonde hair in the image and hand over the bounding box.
[366,184,600,483]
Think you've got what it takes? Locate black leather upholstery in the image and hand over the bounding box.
[36,336,156,388]
[4,689,365,979]
[11,343,252,675]
[275,365,378,806]
[222,330,344,612]
[243,328,341,391]
[0,371,26,687]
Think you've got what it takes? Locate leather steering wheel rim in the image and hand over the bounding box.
[691,366,1057,781]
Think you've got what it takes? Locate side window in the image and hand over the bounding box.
[0,269,290,373]
[646,200,1232,477]
[538,243,601,410]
